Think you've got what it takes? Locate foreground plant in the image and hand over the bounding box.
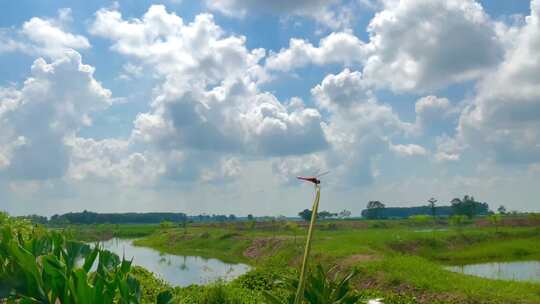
[0,219,173,304]
[263,264,360,304]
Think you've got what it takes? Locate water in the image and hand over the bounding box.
[96,238,250,287]
[446,261,540,282]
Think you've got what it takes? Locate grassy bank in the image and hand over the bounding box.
[64,223,160,241]
[131,221,540,303]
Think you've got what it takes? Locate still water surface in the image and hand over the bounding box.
[446,261,540,282]
[97,238,250,286]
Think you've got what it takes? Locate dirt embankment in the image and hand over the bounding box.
[243,237,291,259]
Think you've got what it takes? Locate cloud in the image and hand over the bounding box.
[91,5,328,183]
[362,0,502,92]
[434,134,462,162]
[266,32,365,72]
[66,137,162,186]
[457,0,540,164]
[205,0,353,30]
[274,69,412,186]
[0,8,90,58]
[266,0,502,92]
[389,143,428,157]
[311,68,372,110]
[0,51,112,180]
[90,6,266,86]
[272,154,327,185]
[413,95,457,134]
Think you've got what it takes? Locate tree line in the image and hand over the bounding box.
[45,211,246,225]
[361,195,490,219]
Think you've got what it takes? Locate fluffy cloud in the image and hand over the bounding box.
[90,6,266,86]
[266,32,365,72]
[132,78,328,157]
[66,137,162,186]
[311,68,372,110]
[272,154,327,184]
[280,69,412,185]
[0,51,111,179]
[266,0,502,92]
[389,143,428,157]
[362,0,502,92]
[414,95,457,134]
[205,0,353,30]
[91,5,328,182]
[0,9,90,58]
[457,0,540,164]
[434,134,462,162]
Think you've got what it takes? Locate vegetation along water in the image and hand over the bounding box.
[2,210,539,303]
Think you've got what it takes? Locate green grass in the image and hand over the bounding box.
[71,220,540,303]
[64,223,160,241]
[358,254,540,304]
[134,227,253,264]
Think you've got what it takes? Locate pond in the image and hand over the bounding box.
[446,261,540,283]
[96,238,250,287]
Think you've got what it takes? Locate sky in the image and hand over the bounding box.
[1,0,539,216]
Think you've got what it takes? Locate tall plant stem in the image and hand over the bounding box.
[294,185,321,304]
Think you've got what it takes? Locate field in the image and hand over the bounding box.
[88,218,540,303]
[2,216,540,303]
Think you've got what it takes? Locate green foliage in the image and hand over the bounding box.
[0,223,143,303]
[263,264,360,304]
[298,209,312,222]
[177,283,262,304]
[363,201,386,220]
[130,266,171,303]
[488,214,502,232]
[159,221,175,229]
[408,215,432,226]
[234,268,284,291]
[368,221,389,229]
[321,222,338,231]
[450,195,489,218]
[449,215,468,229]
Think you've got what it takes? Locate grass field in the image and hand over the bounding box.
[112,219,540,304]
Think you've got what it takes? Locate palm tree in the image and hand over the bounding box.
[428,197,437,218]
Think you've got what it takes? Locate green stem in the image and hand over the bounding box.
[294,185,321,304]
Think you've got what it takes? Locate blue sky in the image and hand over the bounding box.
[1,0,539,216]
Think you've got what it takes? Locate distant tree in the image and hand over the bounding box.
[451,195,489,218]
[365,201,386,219]
[247,214,254,221]
[497,205,507,215]
[367,201,385,209]
[427,198,437,218]
[338,209,352,219]
[228,214,237,221]
[299,209,313,222]
[318,211,337,220]
[450,197,462,205]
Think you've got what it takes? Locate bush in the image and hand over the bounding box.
[160,221,175,229]
[408,215,432,226]
[369,221,389,229]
